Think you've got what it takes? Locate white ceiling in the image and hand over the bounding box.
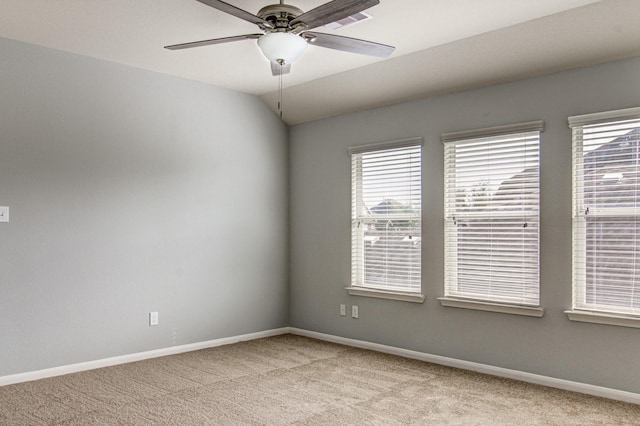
[1,1,639,125]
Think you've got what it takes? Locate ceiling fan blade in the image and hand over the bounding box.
[290,0,379,30]
[196,0,274,28]
[164,34,262,50]
[271,61,292,76]
[303,31,394,57]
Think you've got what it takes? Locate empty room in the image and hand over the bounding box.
[1,0,640,424]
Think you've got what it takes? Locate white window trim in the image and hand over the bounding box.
[441,120,544,143]
[346,286,426,303]
[565,310,640,329]
[348,137,424,155]
[569,106,640,322]
[568,106,640,127]
[442,120,544,308]
[349,137,424,297]
[439,297,544,317]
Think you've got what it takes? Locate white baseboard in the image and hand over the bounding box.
[289,327,640,405]
[0,327,289,387]
[4,326,639,405]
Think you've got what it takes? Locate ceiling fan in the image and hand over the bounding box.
[165,0,395,76]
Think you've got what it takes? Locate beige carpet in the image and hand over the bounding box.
[1,334,638,425]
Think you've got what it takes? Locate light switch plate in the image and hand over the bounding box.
[0,206,8,223]
[149,311,159,326]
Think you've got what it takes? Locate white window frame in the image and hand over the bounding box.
[567,106,640,328]
[440,121,544,317]
[346,137,424,303]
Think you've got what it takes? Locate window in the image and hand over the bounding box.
[442,122,543,315]
[348,138,422,301]
[569,107,640,326]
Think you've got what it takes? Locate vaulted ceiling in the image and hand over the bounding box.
[1,0,639,125]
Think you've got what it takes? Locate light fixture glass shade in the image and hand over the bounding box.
[257,32,307,64]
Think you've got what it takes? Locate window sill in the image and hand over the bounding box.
[346,287,425,303]
[438,297,544,317]
[565,310,640,329]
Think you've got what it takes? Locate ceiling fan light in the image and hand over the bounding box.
[257,32,307,64]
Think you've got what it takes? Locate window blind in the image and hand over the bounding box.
[570,107,640,316]
[351,140,422,292]
[443,124,541,306]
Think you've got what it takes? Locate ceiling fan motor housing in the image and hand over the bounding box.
[257,4,305,31]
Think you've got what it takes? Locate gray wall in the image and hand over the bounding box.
[289,56,640,394]
[0,37,289,376]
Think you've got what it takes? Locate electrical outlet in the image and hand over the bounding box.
[340,304,346,316]
[352,305,359,319]
[149,311,159,326]
[0,206,9,223]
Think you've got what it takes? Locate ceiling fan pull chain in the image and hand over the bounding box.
[278,60,284,119]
